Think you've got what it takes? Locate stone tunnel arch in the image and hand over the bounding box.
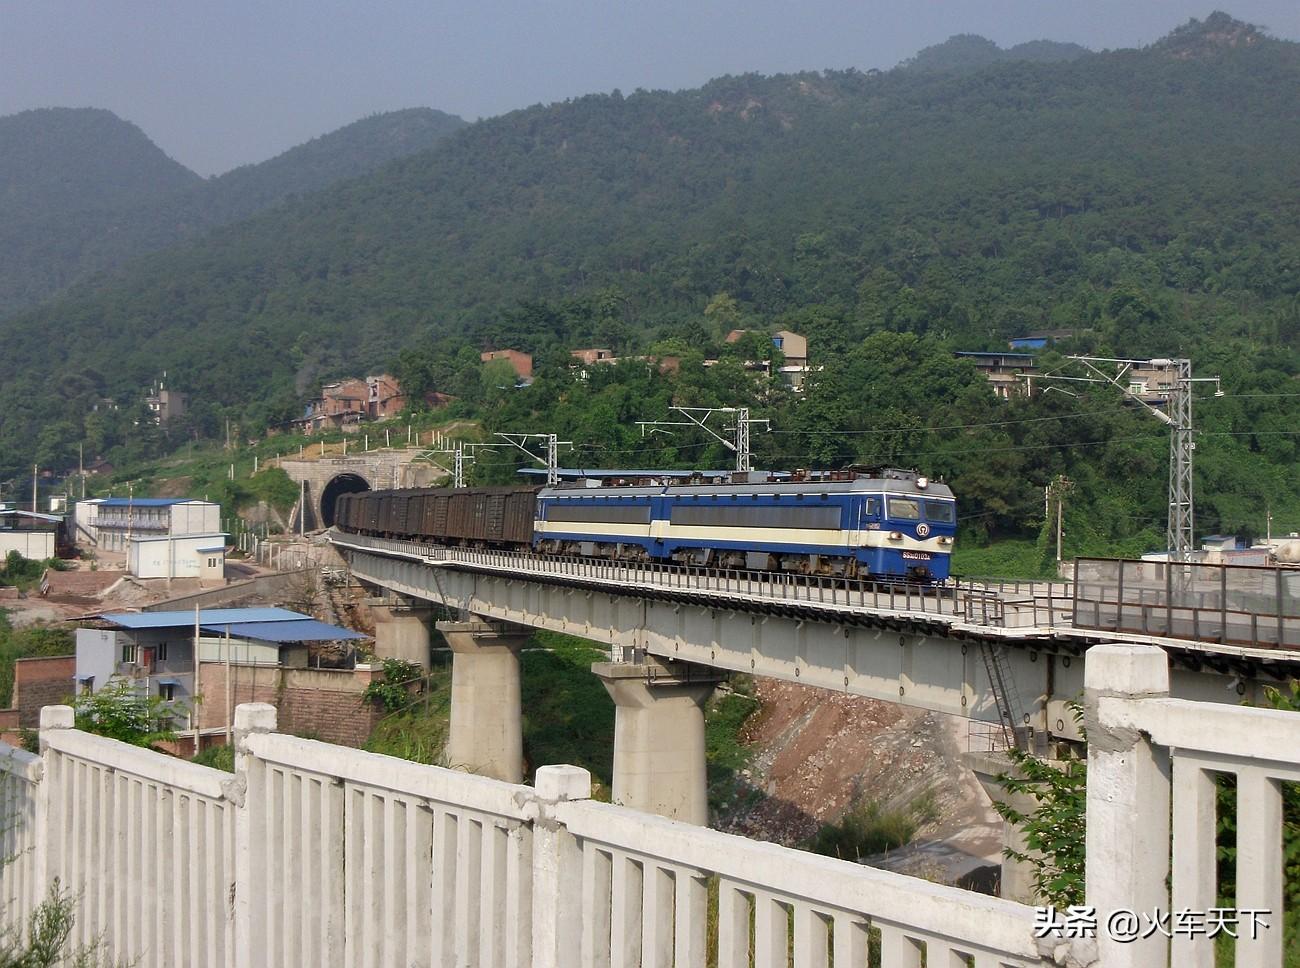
[320,473,371,527]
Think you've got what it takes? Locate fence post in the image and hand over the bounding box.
[1084,644,1170,968]
[232,703,277,968]
[35,705,73,902]
[531,766,591,968]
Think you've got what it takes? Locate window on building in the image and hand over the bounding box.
[79,677,94,695]
[159,683,176,701]
[156,641,169,661]
[121,643,136,664]
[207,557,218,568]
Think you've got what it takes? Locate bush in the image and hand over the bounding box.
[362,657,425,713]
[808,792,937,862]
[191,744,235,772]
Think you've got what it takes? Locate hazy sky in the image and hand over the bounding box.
[3,1,1298,177]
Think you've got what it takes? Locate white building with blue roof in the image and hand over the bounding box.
[75,608,369,738]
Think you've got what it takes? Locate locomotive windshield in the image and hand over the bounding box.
[923,500,955,524]
[888,497,921,520]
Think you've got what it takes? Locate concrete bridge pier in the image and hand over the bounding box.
[438,618,531,783]
[593,658,723,825]
[370,598,434,670]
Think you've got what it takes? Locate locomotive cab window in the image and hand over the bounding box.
[924,501,955,524]
[888,497,921,521]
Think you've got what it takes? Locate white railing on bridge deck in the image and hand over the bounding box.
[1086,643,1298,968]
[5,643,1298,967]
[331,529,1077,632]
[1,709,1057,967]
[5,709,239,964]
[0,743,42,933]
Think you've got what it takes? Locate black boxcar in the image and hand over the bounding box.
[334,492,355,530]
[341,486,537,548]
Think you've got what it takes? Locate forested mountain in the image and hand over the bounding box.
[177,108,468,228]
[0,107,465,317]
[898,34,1090,72]
[0,108,202,312]
[3,14,1297,549]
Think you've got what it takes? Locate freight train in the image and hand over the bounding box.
[334,468,956,581]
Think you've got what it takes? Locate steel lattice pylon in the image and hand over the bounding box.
[1044,356,1220,562]
[1167,359,1195,561]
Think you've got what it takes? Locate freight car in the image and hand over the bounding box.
[335,468,955,581]
[336,486,536,546]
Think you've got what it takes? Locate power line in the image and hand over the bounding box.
[767,405,1136,436]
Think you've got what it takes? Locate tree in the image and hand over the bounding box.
[72,679,182,749]
[993,745,1087,907]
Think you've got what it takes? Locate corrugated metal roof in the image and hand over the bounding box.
[97,497,204,508]
[0,509,63,522]
[206,620,367,643]
[100,607,309,629]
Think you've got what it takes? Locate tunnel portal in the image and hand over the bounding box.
[320,473,371,528]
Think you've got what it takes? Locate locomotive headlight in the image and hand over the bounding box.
[938,536,952,546]
[889,531,903,541]
[916,477,928,489]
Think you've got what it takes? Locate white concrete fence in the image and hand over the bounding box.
[1,643,1296,967]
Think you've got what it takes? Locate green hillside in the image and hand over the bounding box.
[0,107,465,317]
[0,108,202,313]
[2,13,1297,551]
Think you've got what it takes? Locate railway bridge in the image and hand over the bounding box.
[331,530,1300,832]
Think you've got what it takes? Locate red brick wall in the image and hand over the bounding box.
[13,655,75,728]
[197,663,381,748]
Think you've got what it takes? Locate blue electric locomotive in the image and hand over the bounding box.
[533,468,955,581]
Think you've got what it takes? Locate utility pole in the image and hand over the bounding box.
[1046,475,1073,566]
[32,464,38,513]
[637,406,770,474]
[1036,356,1221,561]
[415,436,477,487]
[126,480,135,549]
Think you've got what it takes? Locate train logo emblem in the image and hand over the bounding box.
[916,523,930,538]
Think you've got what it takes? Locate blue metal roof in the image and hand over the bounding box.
[98,608,367,644]
[101,608,310,629]
[98,498,199,508]
[207,620,367,643]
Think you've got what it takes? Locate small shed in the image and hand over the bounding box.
[128,533,227,580]
[0,510,63,559]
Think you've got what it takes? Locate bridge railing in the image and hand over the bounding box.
[1073,557,1300,648]
[551,796,1051,967]
[2,703,1058,968]
[0,742,42,933]
[331,530,1078,630]
[1086,642,1300,967]
[7,708,239,965]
